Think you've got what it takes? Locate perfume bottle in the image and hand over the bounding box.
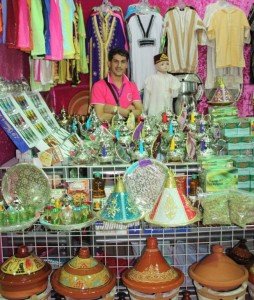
[92,172,106,212]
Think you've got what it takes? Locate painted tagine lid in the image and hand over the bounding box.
[122,237,184,294]
[0,245,52,299]
[189,244,248,291]
[51,247,116,300]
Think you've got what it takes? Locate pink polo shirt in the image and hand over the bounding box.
[90,74,141,109]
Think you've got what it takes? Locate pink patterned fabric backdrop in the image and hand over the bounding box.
[82,0,254,116]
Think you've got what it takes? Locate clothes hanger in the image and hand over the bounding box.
[136,0,153,14]
[92,0,121,14]
[177,0,186,10]
[217,0,232,8]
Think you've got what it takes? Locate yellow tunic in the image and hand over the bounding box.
[207,7,250,68]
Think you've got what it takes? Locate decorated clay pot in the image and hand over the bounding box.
[51,247,116,300]
[122,237,184,299]
[248,263,254,297]
[226,239,254,267]
[189,244,248,292]
[0,245,52,299]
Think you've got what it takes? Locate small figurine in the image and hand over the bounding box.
[143,53,181,116]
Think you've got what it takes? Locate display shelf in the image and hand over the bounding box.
[0,163,253,299]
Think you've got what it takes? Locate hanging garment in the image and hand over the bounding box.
[59,0,76,59]
[204,2,244,89]
[76,3,88,74]
[46,0,63,61]
[127,12,163,90]
[31,0,46,56]
[143,72,181,116]
[207,6,250,68]
[0,0,7,43]
[248,4,254,83]
[162,6,206,74]
[17,0,31,51]
[6,0,19,49]
[41,0,51,56]
[0,1,3,34]
[86,11,127,87]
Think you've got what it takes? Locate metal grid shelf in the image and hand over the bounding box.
[0,163,253,299]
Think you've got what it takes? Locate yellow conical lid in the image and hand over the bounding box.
[164,169,176,188]
[114,177,126,193]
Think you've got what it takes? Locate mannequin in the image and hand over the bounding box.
[143,53,181,117]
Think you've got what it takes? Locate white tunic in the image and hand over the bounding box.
[143,72,181,116]
[162,7,206,74]
[127,12,163,91]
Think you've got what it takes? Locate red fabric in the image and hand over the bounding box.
[6,0,19,49]
[0,129,16,166]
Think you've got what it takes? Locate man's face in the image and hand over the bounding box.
[108,54,128,77]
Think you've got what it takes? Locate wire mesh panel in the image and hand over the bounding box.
[0,163,253,299]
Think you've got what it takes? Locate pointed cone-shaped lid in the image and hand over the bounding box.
[145,171,200,227]
[189,245,248,291]
[114,176,126,193]
[122,237,184,293]
[100,177,143,224]
[51,247,116,299]
[165,169,177,188]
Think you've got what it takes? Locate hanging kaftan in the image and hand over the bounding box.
[127,12,163,91]
[162,7,206,74]
[204,2,244,89]
[86,12,127,87]
[207,7,250,68]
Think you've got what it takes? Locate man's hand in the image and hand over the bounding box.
[127,104,135,112]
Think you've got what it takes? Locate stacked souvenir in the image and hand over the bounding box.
[0,164,51,232]
[39,189,97,231]
[66,106,219,165]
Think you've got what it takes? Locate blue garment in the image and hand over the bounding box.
[125,5,137,20]
[86,12,126,86]
[0,0,7,44]
[41,0,51,56]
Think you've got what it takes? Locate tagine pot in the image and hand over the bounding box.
[226,239,254,267]
[189,244,248,298]
[0,245,52,300]
[51,247,116,300]
[122,237,184,299]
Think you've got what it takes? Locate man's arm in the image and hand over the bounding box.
[129,100,143,117]
[94,104,115,122]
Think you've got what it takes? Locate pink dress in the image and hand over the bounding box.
[46,0,63,61]
[17,0,31,50]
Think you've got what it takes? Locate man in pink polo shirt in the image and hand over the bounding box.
[90,48,143,122]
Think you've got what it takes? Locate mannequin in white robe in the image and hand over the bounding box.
[143,53,181,117]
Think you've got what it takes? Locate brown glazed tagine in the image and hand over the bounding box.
[51,247,116,300]
[0,245,52,299]
[189,244,248,291]
[122,237,184,298]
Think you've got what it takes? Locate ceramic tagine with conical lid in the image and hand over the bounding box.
[100,176,143,224]
[0,245,52,299]
[145,169,200,227]
[51,247,116,300]
[189,244,248,292]
[122,237,184,298]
